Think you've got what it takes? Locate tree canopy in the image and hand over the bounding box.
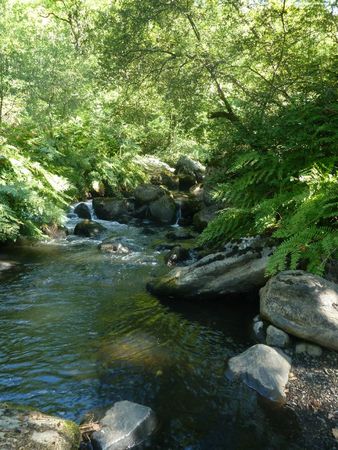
[0,0,337,274]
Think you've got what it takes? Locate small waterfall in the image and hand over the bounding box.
[173,201,182,227]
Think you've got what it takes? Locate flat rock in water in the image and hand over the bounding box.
[91,401,156,450]
[0,404,80,449]
[148,251,268,299]
[226,344,291,402]
[260,270,338,351]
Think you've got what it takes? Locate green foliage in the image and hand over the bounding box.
[0,0,336,280]
[0,138,70,241]
[200,93,338,275]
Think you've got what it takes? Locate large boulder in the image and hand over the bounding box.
[74,202,91,220]
[133,155,175,174]
[0,404,80,449]
[260,270,338,351]
[74,220,105,237]
[91,401,156,450]
[149,195,176,224]
[192,206,219,232]
[148,252,268,299]
[226,344,291,402]
[134,184,165,205]
[92,198,133,222]
[175,155,206,183]
[132,156,178,190]
[175,194,203,226]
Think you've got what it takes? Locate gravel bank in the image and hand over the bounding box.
[286,349,338,450]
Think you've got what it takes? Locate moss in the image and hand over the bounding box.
[62,419,81,449]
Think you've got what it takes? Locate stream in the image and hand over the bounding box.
[0,206,300,449]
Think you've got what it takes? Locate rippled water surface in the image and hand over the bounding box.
[0,218,300,449]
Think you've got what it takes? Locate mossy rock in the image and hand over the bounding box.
[0,403,81,449]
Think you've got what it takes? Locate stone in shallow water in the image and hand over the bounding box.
[226,344,291,402]
[91,401,156,450]
[266,325,290,348]
[0,404,80,449]
[74,202,91,220]
[148,251,268,299]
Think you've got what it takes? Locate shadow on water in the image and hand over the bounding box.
[0,226,302,449]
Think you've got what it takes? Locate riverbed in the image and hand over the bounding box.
[0,214,306,449]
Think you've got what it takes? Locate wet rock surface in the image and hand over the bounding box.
[0,404,80,450]
[226,344,291,402]
[260,270,338,351]
[92,198,133,222]
[74,220,106,237]
[266,325,291,348]
[74,203,92,220]
[91,401,156,450]
[148,251,268,299]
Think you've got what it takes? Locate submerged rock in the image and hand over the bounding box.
[99,241,130,254]
[91,401,156,450]
[165,228,195,241]
[226,344,291,402]
[74,220,105,237]
[0,403,80,449]
[74,202,91,220]
[260,270,338,351]
[148,251,268,299]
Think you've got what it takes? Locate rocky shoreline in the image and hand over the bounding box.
[0,155,337,450]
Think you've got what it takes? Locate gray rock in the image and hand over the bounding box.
[164,246,190,267]
[175,155,206,181]
[148,251,268,299]
[260,270,338,351]
[134,184,165,205]
[99,241,130,254]
[93,198,133,222]
[295,342,323,357]
[192,205,219,232]
[253,321,266,343]
[91,401,156,450]
[74,202,91,219]
[0,261,18,274]
[226,344,291,402]
[74,220,105,237]
[177,172,197,190]
[133,155,175,174]
[149,195,176,224]
[266,325,290,348]
[0,404,80,449]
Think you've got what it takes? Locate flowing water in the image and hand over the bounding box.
[0,209,300,449]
